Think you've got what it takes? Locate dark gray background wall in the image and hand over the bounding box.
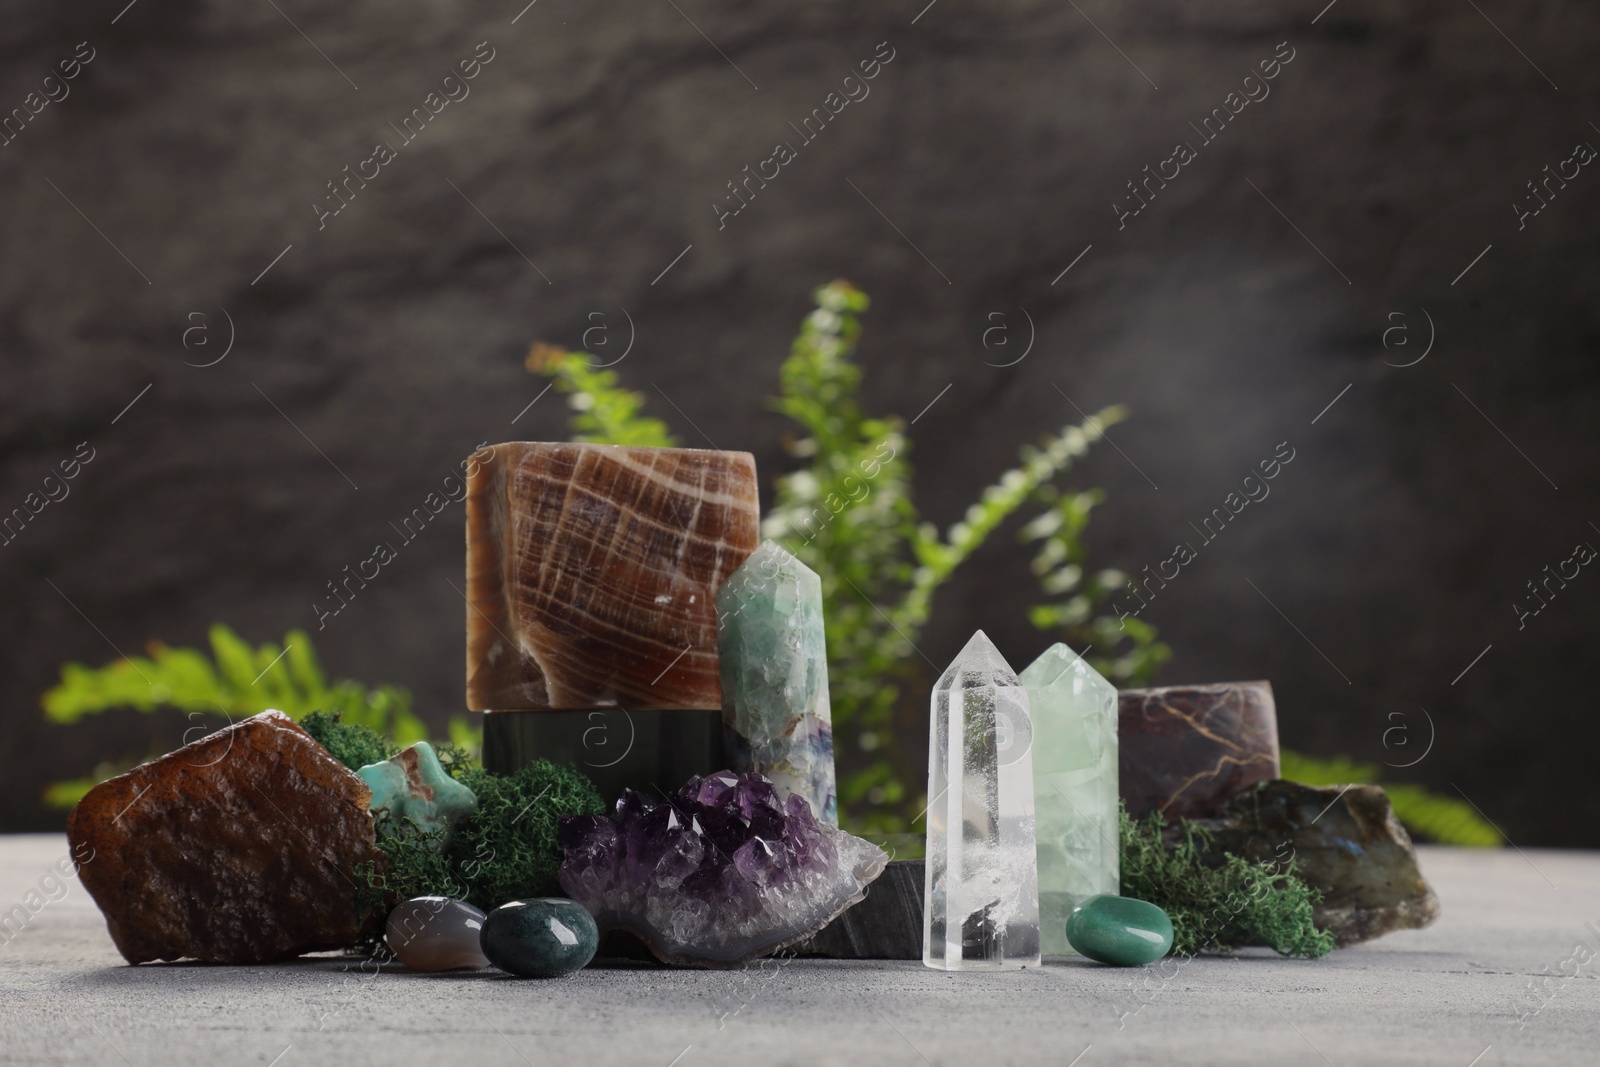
[2,0,1595,843]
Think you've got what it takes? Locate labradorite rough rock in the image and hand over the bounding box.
[480,898,599,978]
[1066,895,1174,966]
[358,741,478,841]
[1173,779,1441,947]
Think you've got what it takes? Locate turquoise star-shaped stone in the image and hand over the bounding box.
[359,741,478,843]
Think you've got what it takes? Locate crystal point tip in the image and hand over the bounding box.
[937,629,1021,689]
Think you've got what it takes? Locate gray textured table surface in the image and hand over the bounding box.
[1,834,1596,1066]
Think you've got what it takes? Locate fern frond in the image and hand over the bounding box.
[1279,748,1502,847]
[525,343,678,446]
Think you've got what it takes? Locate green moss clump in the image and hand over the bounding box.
[1120,808,1335,958]
[301,710,392,772]
[353,822,458,940]
[354,759,606,923]
[450,761,606,908]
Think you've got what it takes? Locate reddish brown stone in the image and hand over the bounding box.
[66,710,382,964]
[1119,681,1280,820]
[465,442,760,712]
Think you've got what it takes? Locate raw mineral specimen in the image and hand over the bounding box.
[359,741,478,842]
[1021,643,1118,956]
[716,540,837,823]
[924,631,1041,970]
[557,770,888,967]
[1066,895,1174,966]
[465,442,761,711]
[386,897,490,971]
[1119,681,1279,819]
[1177,779,1441,946]
[480,898,599,977]
[67,710,382,964]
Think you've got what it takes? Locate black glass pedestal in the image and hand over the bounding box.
[481,708,727,805]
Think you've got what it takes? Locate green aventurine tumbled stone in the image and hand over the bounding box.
[1065,895,1174,966]
[480,898,598,978]
[358,741,478,843]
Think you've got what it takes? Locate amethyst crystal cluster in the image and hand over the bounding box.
[558,771,887,967]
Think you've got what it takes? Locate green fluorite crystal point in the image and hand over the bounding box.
[715,540,837,823]
[359,741,478,844]
[1020,642,1118,956]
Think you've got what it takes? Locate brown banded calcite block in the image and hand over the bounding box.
[1119,681,1279,819]
[465,442,760,711]
[66,710,382,964]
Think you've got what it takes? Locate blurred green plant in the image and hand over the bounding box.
[525,343,676,446]
[1279,749,1502,847]
[40,625,470,808]
[530,280,1168,833]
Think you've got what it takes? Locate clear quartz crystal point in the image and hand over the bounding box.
[923,630,1041,970]
[1020,643,1119,956]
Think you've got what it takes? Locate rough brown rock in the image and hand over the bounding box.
[66,710,382,964]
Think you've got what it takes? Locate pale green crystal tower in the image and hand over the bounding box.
[716,540,837,823]
[1021,643,1118,956]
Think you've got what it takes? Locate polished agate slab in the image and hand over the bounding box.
[1118,681,1279,819]
[465,443,760,711]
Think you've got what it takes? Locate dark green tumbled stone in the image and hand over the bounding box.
[1066,895,1173,966]
[480,898,598,978]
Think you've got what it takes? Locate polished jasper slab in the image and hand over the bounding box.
[1119,681,1279,819]
[66,710,382,964]
[465,442,760,712]
[1177,779,1441,946]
